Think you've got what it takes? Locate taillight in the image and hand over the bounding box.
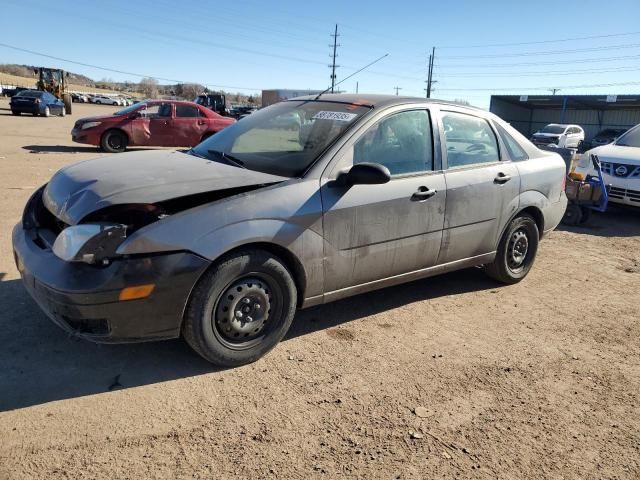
[562,174,567,191]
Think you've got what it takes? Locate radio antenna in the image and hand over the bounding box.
[314,53,389,100]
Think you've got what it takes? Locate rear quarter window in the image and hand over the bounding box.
[495,123,529,161]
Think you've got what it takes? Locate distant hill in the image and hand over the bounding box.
[0,64,95,86]
[0,63,259,104]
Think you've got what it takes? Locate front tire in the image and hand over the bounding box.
[484,214,539,284]
[100,129,127,153]
[183,249,297,367]
[11,110,20,116]
[42,106,50,117]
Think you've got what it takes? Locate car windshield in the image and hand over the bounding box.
[191,100,371,177]
[540,125,566,134]
[114,102,146,116]
[615,125,640,147]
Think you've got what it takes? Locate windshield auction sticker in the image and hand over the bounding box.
[313,111,358,122]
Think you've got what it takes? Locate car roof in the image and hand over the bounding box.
[287,93,486,112]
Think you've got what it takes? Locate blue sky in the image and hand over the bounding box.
[2,0,640,108]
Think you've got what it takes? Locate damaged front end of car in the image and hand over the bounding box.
[25,183,274,267]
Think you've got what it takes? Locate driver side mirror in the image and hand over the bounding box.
[335,162,391,186]
[129,111,142,119]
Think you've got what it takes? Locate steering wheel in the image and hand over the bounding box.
[465,143,488,153]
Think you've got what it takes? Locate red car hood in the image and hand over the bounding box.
[75,114,123,124]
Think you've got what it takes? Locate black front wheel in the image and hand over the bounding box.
[11,110,20,116]
[100,130,127,153]
[484,214,539,284]
[183,249,297,367]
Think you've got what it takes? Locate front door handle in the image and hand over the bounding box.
[494,172,512,184]
[411,186,437,201]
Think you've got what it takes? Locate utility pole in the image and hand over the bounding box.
[549,88,561,95]
[426,46,436,98]
[393,86,402,96]
[356,81,358,94]
[329,24,340,93]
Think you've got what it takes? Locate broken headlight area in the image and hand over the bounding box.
[53,223,127,264]
[54,204,168,265]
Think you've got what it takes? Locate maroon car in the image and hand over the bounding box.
[71,100,236,153]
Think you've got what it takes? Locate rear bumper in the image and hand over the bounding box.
[543,192,568,235]
[12,223,210,343]
[10,104,40,114]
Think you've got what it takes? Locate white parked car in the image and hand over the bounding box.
[573,124,640,208]
[531,124,584,149]
[92,95,119,106]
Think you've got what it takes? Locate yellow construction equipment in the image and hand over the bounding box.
[34,67,72,115]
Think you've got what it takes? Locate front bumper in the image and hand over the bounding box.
[71,127,102,146]
[12,223,210,343]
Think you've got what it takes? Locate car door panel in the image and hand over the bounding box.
[437,109,521,264]
[322,174,446,292]
[438,163,519,263]
[173,105,207,146]
[321,107,445,293]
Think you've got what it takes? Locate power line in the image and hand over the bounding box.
[0,42,263,91]
[441,42,640,59]
[437,80,640,92]
[437,30,640,49]
[435,53,640,69]
[436,64,640,77]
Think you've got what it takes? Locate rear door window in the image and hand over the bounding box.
[176,105,200,117]
[442,111,500,168]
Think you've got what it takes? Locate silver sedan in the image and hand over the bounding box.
[13,94,567,366]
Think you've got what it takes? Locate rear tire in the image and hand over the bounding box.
[484,214,539,284]
[182,249,297,367]
[100,129,128,153]
[63,93,72,115]
[562,203,583,226]
[579,206,592,224]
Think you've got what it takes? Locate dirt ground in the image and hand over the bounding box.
[0,98,638,480]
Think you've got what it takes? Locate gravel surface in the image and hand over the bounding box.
[0,99,638,479]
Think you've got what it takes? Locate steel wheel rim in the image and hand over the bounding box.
[212,273,281,350]
[108,134,124,150]
[507,229,529,272]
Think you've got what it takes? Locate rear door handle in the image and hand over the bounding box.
[494,172,512,184]
[411,186,437,201]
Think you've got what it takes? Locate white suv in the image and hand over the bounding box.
[92,95,119,106]
[573,124,640,208]
[531,124,584,149]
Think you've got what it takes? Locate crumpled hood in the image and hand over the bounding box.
[43,150,287,225]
